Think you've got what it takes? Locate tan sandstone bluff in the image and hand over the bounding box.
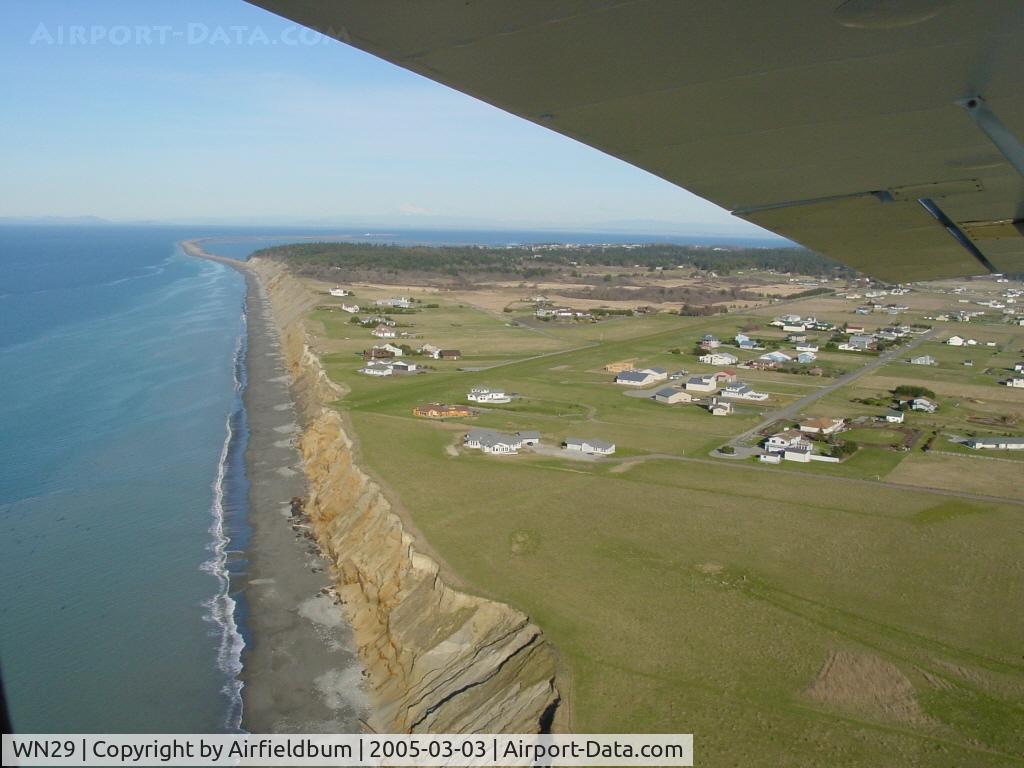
[246,255,562,733]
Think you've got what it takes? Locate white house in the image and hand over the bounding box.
[1013,362,1024,373]
[375,343,404,356]
[910,397,938,413]
[764,429,811,452]
[795,344,818,352]
[708,398,732,416]
[759,351,792,364]
[563,437,616,455]
[372,324,397,339]
[946,335,965,346]
[467,386,511,404]
[797,352,817,364]
[653,386,692,404]
[782,444,813,462]
[799,417,845,435]
[1004,377,1024,388]
[685,375,718,393]
[329,287,351,297]
[847,334,876,350]
[358,363,393,377]
[722,382,769,401]
[341,303,360,313]
[965,436,1024,450]
[390,360,419,373]
[616,370,658,386]
[699,352,738,365]
[885,409,905,423]
[515,431,541,446]
[464,428,521,455]
[375,297,413,309]
[910,355,936,365]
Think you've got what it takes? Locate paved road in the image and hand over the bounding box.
[726,327,941,449]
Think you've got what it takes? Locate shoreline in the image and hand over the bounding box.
[183,240,367,732]
[183,239,562,733]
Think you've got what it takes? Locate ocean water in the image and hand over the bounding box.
[0,226,248,732]
[0,223,774,734]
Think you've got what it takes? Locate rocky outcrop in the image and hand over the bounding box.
[248,258,561,733]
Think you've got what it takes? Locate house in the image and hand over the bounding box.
[722,382,768,401]
[340,303,360,313]
[640,367,669,381]
[375,297,413,309]
[946,335,965,346]
[329,287,351,297]
[845,323,866,334]
[372,324,398,339]
[358,363,393,377]
[794,344,818,352]
[712,369,738,384]
[910,397,938,413]
[390,360,419,374]
[781,322,807,332]
[799,417,845,435]
[436,349,462,360]
[708,398,732,416]
[885,409,905,424]
[782,444,813,462]
[363,347,395,361]
[738,339,762,350]
[685,375,718,393]
[965,436,1024,450]
[910,355,936,365]
[797,352,817,364]
[413,403,473,419]
[376,343,404,356]
[563,437,616,455]
[653,386,692,404]
[699,352,738,365]
[1004,377,1024,388]
[764,429,811,451]
[759,351,792,364]
[699,334,721,350]
[1014,362,1024,373]
[515,431,541,446]
[467,386,511,404]
[616,370,658,386]
[848,334,876,350]
[464,428,521,455]
[419,343,441,357]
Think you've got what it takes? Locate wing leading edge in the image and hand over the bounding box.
[248,0,1024,281]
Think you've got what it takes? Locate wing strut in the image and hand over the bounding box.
[957,96,1024,179]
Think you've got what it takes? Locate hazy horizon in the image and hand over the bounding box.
[0,0,773,238]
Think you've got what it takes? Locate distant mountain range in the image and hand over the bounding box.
[0,213,787,242]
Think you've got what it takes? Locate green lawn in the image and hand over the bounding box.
[311,281,1024,766]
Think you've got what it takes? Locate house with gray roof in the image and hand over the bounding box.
[463,428,522,455]
[563,437,616,455]
[653,386,692,404]
[965,436,1024,450]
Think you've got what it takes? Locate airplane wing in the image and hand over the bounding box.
[247,0,1024,282]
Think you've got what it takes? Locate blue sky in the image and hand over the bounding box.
[0,0,771,235]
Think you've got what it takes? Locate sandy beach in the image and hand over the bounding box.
[184,240,367,732]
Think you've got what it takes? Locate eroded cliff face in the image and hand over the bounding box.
[248,258,561,733]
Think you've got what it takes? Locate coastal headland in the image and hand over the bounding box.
[182,239,562,733]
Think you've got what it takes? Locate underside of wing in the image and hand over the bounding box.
[247,0,1024,281]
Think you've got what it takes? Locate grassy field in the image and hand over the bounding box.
[307,276,1024,766]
